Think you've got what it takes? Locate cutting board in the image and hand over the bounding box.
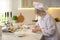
[17,13,24,23]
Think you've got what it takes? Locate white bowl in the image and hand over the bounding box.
[14,31,26,37]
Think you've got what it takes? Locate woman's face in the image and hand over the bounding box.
[35,9,45,16]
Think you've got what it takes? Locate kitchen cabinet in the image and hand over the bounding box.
[18,0,60,8]
[50,0,60,7]
[37,0,60,7]
[38,0,51,7]
[18,0,38,8]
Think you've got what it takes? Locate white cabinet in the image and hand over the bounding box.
[20,0,60,8]
[38,0,60,7]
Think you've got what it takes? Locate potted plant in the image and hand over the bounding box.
[12,16,18,29]
[12,16,18,23]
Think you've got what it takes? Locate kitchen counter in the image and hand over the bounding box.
[2,22,60,40]
[2,29,43,40]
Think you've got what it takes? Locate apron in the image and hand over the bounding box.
[36,13,59,40]
[41,31,59,40]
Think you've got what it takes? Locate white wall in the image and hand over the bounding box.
[18,0,22,8]
[11,0,20,16]
[18,8,60,24]
[47,8,60,18]
[18,8,36,24]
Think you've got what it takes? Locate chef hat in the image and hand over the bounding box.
[33,2,48,10]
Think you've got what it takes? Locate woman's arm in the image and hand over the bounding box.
[42,17,56,36]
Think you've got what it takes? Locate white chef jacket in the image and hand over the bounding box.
[35,13,59,40]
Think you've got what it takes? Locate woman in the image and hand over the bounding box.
[32,2,59,40]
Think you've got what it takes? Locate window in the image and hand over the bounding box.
[0,12,12,23]
[0,13,7,23]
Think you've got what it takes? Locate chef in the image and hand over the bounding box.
[32,2,59,40]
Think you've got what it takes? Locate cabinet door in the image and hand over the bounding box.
[20,0,51,8]
[38,0,51,7]
[21,0,37,8]
[50,0,60,7]
[38,0,60,7]
[19,0,60,8]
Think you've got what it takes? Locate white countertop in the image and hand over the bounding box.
[2,29,43,40]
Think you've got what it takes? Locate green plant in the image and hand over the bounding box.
[12,16,18,20]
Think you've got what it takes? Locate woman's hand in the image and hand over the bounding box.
[32,26,37,33]
[32,25,42,33]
